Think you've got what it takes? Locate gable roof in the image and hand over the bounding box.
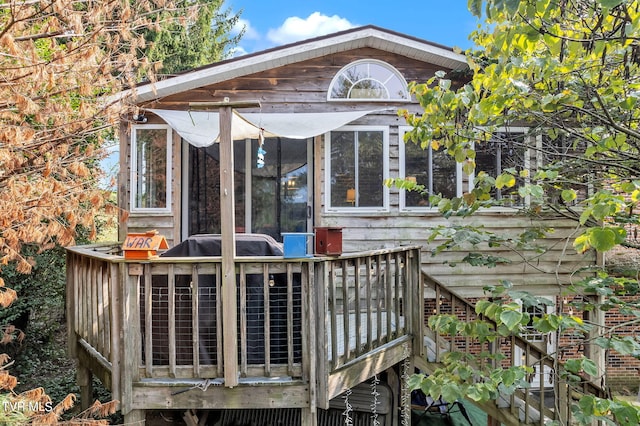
[128,25,468,104]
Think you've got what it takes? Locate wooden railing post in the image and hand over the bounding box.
[109,261,122,408]
[410,248,424,361]
[66,252,77,360]
[120,263,142,417]
[314,260,330,410]
[301,260,318,426]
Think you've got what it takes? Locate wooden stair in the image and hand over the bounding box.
[417,273,609,426]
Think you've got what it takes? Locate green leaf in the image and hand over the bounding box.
[611,404,640,426]
[501,368,517,386]
[565,358,583,374]
[468,0,483,17]
[441,381,464,403]
[439,79,452,90]
[495,173,516,189]
[598,0,624,8]
[588,228,618,252]
[504,0,522,16]
[475,299,491,315]
[533,314,561,333]
[610,336,640,355]
[499,309,523,331]
[574,233,591,253]
[582,358,599,377]
[561,189,577,202]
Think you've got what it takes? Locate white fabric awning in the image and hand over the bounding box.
[148,108,381,147]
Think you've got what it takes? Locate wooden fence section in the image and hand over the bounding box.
[66,244,122,400]
[66,244,423,417]
[421,274,608,426]
[131,258,308,380]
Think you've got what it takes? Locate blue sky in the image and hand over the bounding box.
[224,1,481,56]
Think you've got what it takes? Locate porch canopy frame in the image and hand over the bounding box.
[149,107,382,146]
[150,101,383,387]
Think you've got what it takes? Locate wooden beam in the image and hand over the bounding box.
[189,100,261,110]
[219,105,238,387]
[210,98,260,388]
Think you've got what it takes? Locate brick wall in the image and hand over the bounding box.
[424,295,640,392]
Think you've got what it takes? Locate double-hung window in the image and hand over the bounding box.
[325,126,389,211]
[399,127,459,209]
[130,125,172,213]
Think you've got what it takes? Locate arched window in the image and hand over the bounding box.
[327,59,410,101]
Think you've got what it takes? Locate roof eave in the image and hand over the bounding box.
[126,26,468,105]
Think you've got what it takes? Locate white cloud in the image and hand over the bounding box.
[228,46,249,58]
[234,18,260,40]
[266,12,356,45]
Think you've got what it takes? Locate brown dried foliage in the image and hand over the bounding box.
[0,0,194,272]
[0,1,204,424]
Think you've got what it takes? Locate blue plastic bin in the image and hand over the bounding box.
[282,233,314,258]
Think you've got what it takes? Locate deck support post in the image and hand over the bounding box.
[124,409,145,425]
[585,294,606,386]
[557,380,569,425]
[300,407,317,426]
[77,364,92,410]
[386,366,400,426]
[487,415,501,426]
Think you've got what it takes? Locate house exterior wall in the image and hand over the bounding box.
[120,46,596,296]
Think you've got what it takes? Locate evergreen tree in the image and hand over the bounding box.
[142,0,243,75]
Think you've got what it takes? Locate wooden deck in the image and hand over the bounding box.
[66,243,423,424]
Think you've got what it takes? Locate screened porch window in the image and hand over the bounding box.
[130,125,172,212]
[188,138,310,242]
[326,126,388,211]
[400,127,458,209]
[327,59,409,101]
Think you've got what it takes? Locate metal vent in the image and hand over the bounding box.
[216,408,386,426]
[213,382,391,425]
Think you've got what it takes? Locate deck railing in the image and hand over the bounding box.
[66,243,422,412]
[422,274,608,425]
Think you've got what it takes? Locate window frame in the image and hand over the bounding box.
[399,126,464,211]
[327,59,410,102]
[130,124,173,214]
[470,126,534,210]
[324,125,390,213]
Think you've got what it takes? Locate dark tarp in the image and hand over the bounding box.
[142,234,300,367]
[161,233,283,257]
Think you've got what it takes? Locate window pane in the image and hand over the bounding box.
[330,75,351,99]
[188,141,245,235]
[350,80,387,99]
[432,149,457,199]
[251,138,278,237]
[404,142,430,207]
[330,131,356,207]
[386,78,409,100]
[476,132,527,204]
[405,141,457,207]
[329,60,408,100]
[357,131,383,207]
[252,138,308,240]
[329,130,384,208]
[135,128,168,209]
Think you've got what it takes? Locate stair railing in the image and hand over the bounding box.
[421,273,608,425]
